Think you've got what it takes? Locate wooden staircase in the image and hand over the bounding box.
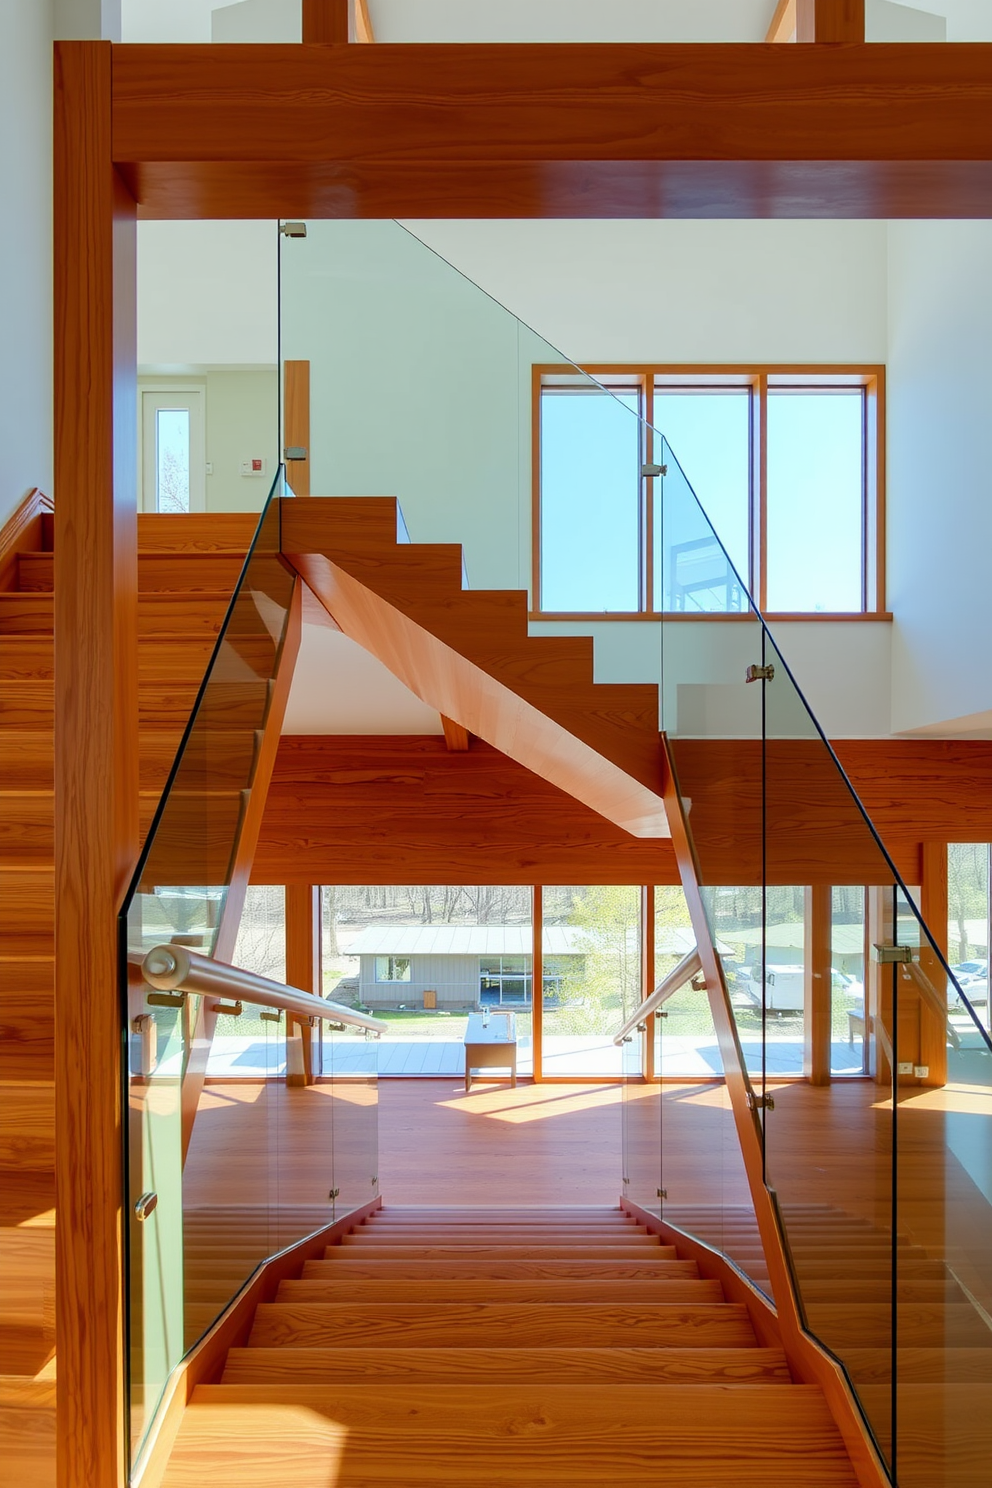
[161,1204,861,1486]
[282,498,670,839]
[0,505,257,1485]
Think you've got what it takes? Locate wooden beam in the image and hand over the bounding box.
[282,360,310,497]
[111,44,992,221]
[643,884,656,1081]
[302,0,349,44]
[54,40,137,1488]
[285,883,321,1087]
[766,0,796,43]
[440,716,470,752]
[354,0,375,44]
[866,886,894,1087]
[919,841,949,1088]
[532,887,543,1082]
[803,885,832,1086]
[797,0,865,43]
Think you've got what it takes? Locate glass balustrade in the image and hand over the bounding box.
[120,473,381,1474]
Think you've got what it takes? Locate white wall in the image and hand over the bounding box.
[137,221,278,367]
[0,1,54,525]
[887,222,992,736]
[137,370,278,512]
[405,221,889,367]
[212,0,299,41]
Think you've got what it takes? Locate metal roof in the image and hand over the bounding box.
[348,925,587,957]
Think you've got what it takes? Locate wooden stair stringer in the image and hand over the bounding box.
[287,546,670,840]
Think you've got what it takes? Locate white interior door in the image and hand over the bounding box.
[140,387,206,512]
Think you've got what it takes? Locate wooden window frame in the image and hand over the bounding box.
[532,364,887,622]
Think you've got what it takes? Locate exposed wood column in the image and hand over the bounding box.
[54,40,138,1488]
[796,0,865,42]
[302,0,349,43]
[283,360,311,497]
[643,885,656,1081]
[803,885,832,1085]
[866,886,895,1087]
[286,883,322,1086]
[919,842,949,1088]
[532,887,543,1081]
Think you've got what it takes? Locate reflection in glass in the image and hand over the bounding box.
[654,388,751,589]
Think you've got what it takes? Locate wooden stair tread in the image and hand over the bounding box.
[278,1278,724,1304]
[305,1258,697,1280]
[331,1245,670,1260]
[162,1383,858,1486]
[223,1344,792,1385]
[248,1300,757,1349]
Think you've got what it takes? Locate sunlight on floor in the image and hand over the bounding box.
[438,1084,626,1124]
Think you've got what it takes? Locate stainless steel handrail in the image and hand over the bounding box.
[612,947,702,1045]
[141,944,389,1036]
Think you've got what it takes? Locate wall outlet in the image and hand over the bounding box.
[897,1062,914,1075]
[914,1065,929,1079]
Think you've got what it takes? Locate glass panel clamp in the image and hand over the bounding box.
[745,664,775,683]
[872,944,914,964]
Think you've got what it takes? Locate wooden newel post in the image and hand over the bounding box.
[54,39,138,1488]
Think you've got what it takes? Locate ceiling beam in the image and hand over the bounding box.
[796,0,865,43]
[111,42,992,219]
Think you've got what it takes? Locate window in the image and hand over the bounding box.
[535,367,884,617]
[375,956,411,983]
[140,386,206,513]
[480,955,532,1005]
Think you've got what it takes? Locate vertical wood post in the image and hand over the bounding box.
[283,360,311,497]
[796,0,865,42]
[532,887,543,1080]
[54,40,138,1488]
[866,885,895,1086]
[285,883,321,1086]
[803,885,833,1085]
[302,0,349,43]
[643,885,656,1081]
[920,842,949,1088]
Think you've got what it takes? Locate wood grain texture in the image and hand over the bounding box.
[164,1382,857,1485]
[797,0,865,44]
[110,43,992,220]
[252,735,992,889]
[284,883,319,1086]
[301,0,348,44]
[0,489,53,592]
[805,885,833,1085]
[283,499,668,838]
[282,361,310,497]
[54,40,136,1488]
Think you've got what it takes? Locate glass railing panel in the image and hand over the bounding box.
[893,883,992,1488]
[755,624,898,1465]
[621,1020,659,1214]
[121,473,382,1473]
[321,1024,380,1219]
